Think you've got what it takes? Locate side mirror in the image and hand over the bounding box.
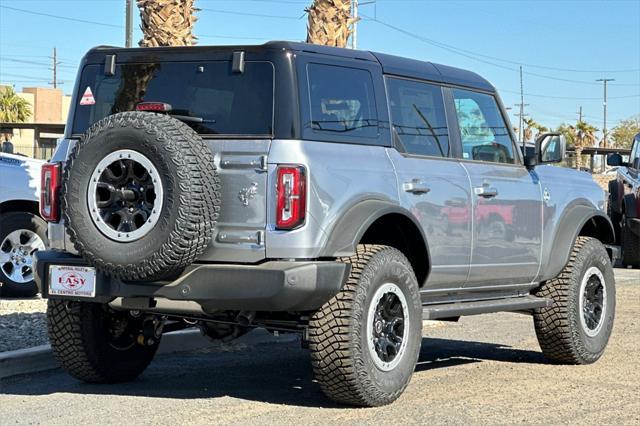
[536,132,566,164]
[607,153,623,167]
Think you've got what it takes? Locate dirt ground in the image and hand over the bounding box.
[1,269,638,425]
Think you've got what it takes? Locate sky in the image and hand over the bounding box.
[0,0,639,135]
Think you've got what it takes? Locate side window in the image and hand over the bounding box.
[386,77,450,157]
[631,139,640,169]
[307,63,378,138]
[452,89,516,164]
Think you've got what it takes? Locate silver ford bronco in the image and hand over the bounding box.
[36,42,616,407]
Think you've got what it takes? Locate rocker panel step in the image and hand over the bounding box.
[422,295,552,320]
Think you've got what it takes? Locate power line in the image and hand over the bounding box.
[499,89,639,101]
[199,7,303,20]
[361,14,640,87]
[0,5,122,28]
[0,56,77,69]
[0,72,71,82]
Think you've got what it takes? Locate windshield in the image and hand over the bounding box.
[72,61,274,136]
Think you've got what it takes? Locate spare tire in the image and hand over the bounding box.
[62,112,219,281]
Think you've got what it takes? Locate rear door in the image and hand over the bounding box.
[386,77,472,288]
[449,88,542,286]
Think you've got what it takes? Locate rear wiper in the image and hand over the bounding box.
[135,103,216,124]
[168,113,216,124]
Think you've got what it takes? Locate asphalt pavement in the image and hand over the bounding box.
[1,269,638,425]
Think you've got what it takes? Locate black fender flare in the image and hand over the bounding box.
[540,205,615,282]
[623,193,638,219]
[320,199,430,260]
[608,179,623,214]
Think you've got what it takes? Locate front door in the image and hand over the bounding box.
[451,88,542,287]
[386,77,472,289]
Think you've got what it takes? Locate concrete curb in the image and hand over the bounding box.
[0,328,297,380]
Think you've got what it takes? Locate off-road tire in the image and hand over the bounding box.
[62,112,220,281]
[0,212,47,297]
[533,237,615,364]
[308,244,422,407]
[621,215,640,267]
[47,299,159,383]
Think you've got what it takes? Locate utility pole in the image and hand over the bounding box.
[577,105,583,122]
[514,66,529,151]
[49,47,62,88]
[351,0,358,49]
[125,0,134,48]
[596,78,614,147]
[351,1,375,49]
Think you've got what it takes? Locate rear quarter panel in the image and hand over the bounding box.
[265,139,398,259]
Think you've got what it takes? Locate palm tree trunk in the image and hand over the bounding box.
[306,0,356,47]
[137,0,198,47]
[575,146,583,170]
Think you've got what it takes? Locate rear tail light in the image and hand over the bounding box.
[276,165,306,230]
[40,162,61,222]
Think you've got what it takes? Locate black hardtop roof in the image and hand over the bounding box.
[86,41,494,92]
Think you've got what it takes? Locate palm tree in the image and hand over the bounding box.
[556,123,576,147]
[523,117,548,142]
[306,0,356,47]
[113,1,198,114]
[137,0,198,47]
[0,86,32,142]
[574,120,598,170]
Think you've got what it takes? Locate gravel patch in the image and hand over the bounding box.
[0,297,48,352]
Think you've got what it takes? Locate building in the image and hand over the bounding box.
[1,85,71,159]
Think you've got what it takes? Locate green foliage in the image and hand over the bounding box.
[556,123,576,146]
[0,86,32,123]
[523,117,548,141]
[610,115,640,149]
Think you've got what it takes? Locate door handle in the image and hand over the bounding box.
[403,179,430,195]
[474,186,498,198]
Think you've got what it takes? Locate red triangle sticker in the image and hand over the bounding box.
[80,86,95,105]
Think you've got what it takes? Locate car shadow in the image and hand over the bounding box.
[1,337,547,408]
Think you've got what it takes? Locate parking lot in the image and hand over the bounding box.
[0,268,638,425]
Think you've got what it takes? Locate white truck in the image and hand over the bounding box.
[0,153,47,297]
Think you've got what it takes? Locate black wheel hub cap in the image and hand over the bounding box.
[582,274,605,332]
[372,293,405,363]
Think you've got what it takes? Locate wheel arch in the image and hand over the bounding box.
[0,199,40,218]
[321,200,431,287]
[540,205,615,282]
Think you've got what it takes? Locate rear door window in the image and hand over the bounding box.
[73,61,274,136]
[386,77,449,157]
[306,63,379,139]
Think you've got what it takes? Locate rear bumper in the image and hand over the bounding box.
[34,251,349,312]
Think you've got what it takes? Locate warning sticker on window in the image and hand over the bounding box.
[80,86,95,105]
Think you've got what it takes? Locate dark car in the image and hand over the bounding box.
[607,133,640,267]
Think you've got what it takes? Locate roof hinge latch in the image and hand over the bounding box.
[232,51,245,74]
[104,54,116,76]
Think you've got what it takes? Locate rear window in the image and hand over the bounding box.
[72,61,274,136]
[307,63,378,139]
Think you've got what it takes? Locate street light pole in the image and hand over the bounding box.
[596,78,615,147]
[352,0,358,49]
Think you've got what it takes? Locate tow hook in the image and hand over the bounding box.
[137,316,164,346]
